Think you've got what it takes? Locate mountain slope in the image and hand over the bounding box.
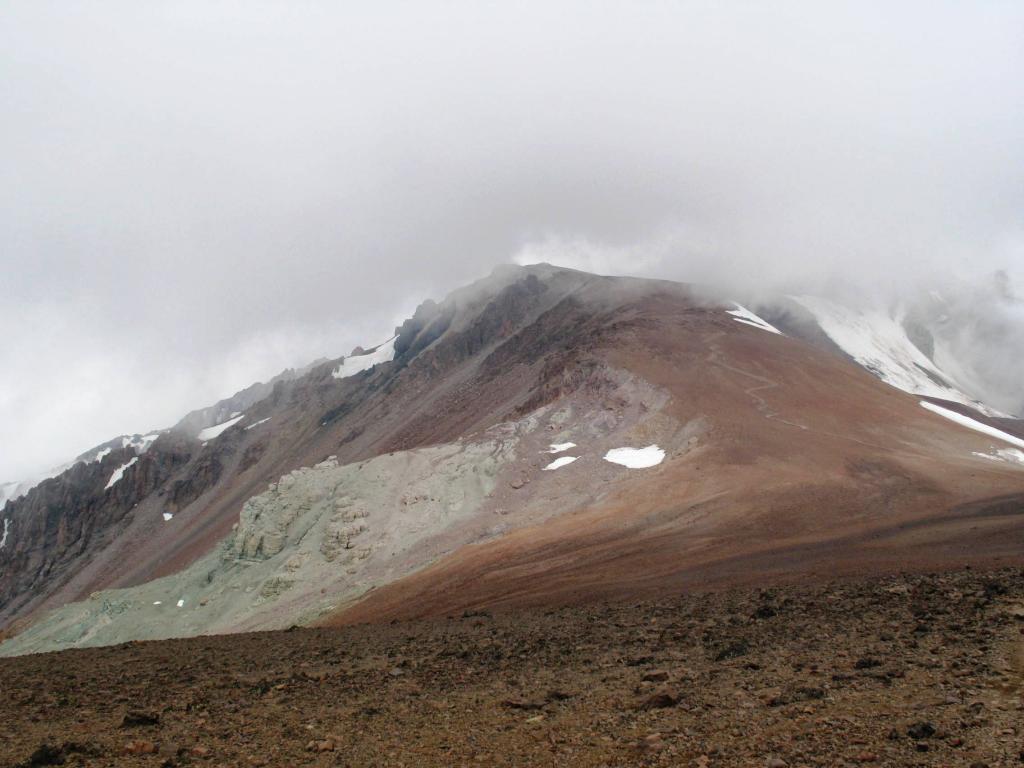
[3,265,1024,654]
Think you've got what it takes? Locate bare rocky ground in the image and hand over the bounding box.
[2,567,1023,768]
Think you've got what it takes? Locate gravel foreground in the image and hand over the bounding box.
[2,568,1023,767]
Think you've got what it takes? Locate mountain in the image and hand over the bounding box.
[2,264,1023,654]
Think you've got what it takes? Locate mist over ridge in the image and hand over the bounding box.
[2,1,1022,478]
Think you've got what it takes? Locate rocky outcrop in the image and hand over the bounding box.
[0,432,518,655]
[0,441,191,623]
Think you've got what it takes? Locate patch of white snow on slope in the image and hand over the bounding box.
[792,296,1002,416]
[919,401,1024,451]
[546,442,577,453]
[245,417,271,430]
[176,599,184,608]
[543,456,579,470]
[726,304,783,335]
[104,457,139,490]
[332,336,397,379]
[124,433,161,453]
[162,512,174,521]
[973,448,1024,466]
[0,518,9,549]
[603,445,665,468]
[196,414,246,441]
[93,447,112,463]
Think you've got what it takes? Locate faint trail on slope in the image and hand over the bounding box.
[705,331,809,431]
[704,329,931,456]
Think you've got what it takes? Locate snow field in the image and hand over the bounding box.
[332,336,397,379]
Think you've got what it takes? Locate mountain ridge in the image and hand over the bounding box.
[2,264,1023,654]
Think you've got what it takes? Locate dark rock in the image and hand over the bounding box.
[714,640,749,661]
[907,722,935,740]
[639,690,679,710]
[546,690,573,701]
[121,709,160,727]
[22,744,64,767]
[502,698,545,711]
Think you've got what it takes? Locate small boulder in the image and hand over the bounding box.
[907,722,935,740]
[639,689,679,710]
[124,740,158,755]
[121,709,160,727]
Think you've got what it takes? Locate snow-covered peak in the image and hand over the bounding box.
[332,336,397,380]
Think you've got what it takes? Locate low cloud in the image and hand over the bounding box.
[2,2,1022,477]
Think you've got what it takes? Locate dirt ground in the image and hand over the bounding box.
[2,567,1023,768]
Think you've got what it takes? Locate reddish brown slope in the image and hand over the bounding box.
[329,290,1024,624]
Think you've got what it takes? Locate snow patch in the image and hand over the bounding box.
[546,442,577,453]
[162,512,174,521]
[245,417,271,430]
[792,295,1002,416]
[603,445,666,468]
[332,336,397,379]
[920,401,1024,451]
[542,456,579,470]
[0,433,163,509]
[727,304,783,335]
[176,599,184,608]
[0,518,9,549]
[196,414,246,441]
[124,433,161,453]
[104,457,139,490]
[153,601,161,606]
[973,448,1024,466]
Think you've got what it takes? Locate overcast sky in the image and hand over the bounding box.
[2,2,1022,479]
